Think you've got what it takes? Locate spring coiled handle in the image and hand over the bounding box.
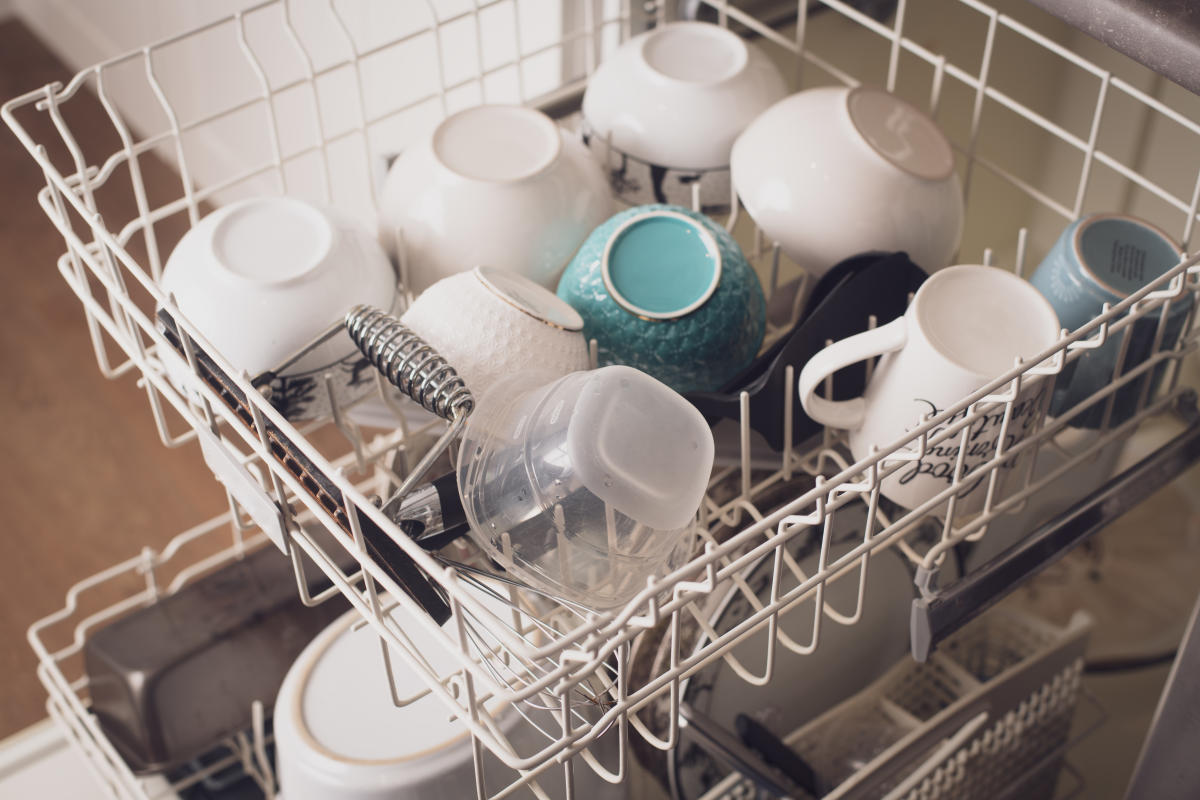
[345,305,474,421]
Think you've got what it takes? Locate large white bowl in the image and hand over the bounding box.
[378,104,613,293]
[159,197,397,420]
[731,86,965,280]
[274,598,626,800]
[582,21,788,171]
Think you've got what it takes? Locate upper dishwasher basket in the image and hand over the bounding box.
[7,1,1200,798]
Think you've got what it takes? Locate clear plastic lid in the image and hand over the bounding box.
[566,366,713,531]
[457,366,713,609]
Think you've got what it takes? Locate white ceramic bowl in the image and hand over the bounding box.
[274,598,626,800]
[731,86,965,280]
[400,266,589,399]
[159,196,397,420]
[581,21,788,210]
[378,105,613,293]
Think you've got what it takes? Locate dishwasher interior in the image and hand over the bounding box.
[5,1,1200,798]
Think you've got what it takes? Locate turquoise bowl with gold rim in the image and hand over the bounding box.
[556,204,765,393]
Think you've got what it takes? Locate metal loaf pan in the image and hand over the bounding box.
[84,540,353,774]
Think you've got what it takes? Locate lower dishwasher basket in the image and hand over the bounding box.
[688,608,1092,800]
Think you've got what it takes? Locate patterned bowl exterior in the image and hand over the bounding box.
[557,204,766,393]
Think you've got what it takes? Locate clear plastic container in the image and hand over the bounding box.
[457,366,713,610]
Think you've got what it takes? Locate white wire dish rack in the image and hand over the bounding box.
[7,0,1200,798]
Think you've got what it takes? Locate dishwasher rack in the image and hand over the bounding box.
[7,1,1200,799]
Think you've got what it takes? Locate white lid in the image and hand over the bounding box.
[566,366,714,531]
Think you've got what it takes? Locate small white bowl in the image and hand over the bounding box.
[378,105,613,293]
[399,266,589,399]
[581,21,788,209]
[731,86,965,280]
[159,197,397,420]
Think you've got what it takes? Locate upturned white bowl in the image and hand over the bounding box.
[582,21,788,172]
[378,104,613,293]
[731,86,965,280]
[581,22,788,211]
[159,196,397,420]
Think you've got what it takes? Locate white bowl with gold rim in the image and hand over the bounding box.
[731,86,964,279]
[399,266,590,400]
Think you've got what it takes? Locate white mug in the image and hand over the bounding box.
[798,265,1061,511]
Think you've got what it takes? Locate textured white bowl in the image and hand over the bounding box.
[400,266,589,399]
[731,86,965,280]
[582,21,788,171]
[379,105,613,293]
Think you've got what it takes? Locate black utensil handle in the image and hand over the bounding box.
[431,470,466,530]
[737,713,825,797]
[413,521,472,552]
[157,309,452,625]
[679,702,806,799]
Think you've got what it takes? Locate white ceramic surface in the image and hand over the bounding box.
[274,597,625,800]
[159,196,397,419]
[731,86,964,280]
[378,105,613,293]
[798,265,1061,512]
[582,21,788,172]
[399,267,589,400]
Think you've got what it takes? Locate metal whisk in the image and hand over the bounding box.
[345,304,474,422]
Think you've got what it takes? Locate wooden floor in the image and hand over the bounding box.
[0,19,225,738]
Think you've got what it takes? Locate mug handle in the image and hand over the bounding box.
[797,317,908,429]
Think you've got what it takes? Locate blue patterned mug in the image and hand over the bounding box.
[1030,213,1188,428]
[556,204,766,394]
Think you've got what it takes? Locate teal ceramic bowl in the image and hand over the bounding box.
[1030,213,1188,428]
[557,204,766,393]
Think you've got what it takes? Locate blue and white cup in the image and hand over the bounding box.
[556,204,766,394]
[1030,213,1188,428]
